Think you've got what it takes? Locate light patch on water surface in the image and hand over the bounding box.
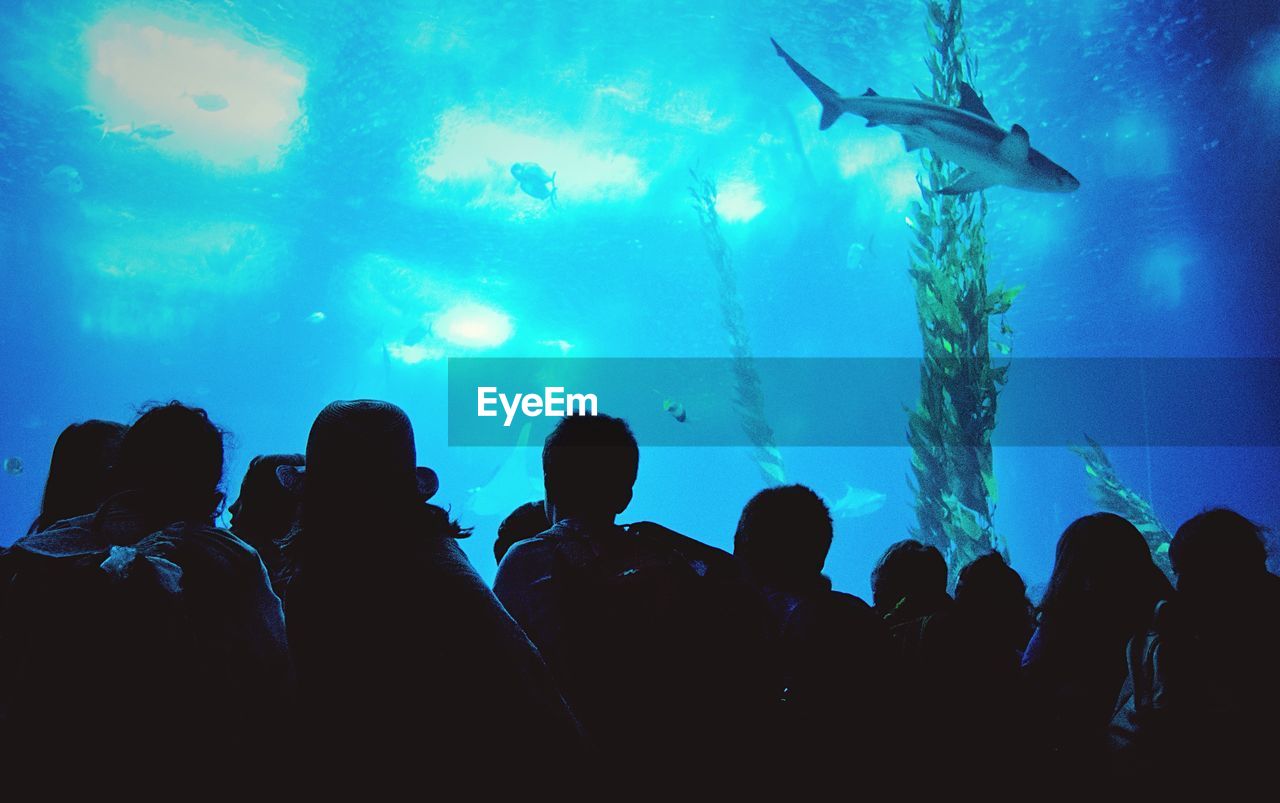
[882,164,920,207]
[594,81,730,133]
[85,12,306,170]
[414,107,649,209]
[79,207,282,338]
[345,254,514,358]
[715,179,765,223]
[1249,30,1280,133]
[1141,245,1193,308]
[837,133,904,177]
[386,342,445,365]
[433,302,514,348]
[836,132,919,208]
[1102,114,1171,177]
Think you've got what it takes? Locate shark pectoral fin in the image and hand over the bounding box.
[939,171,996,194]
[958,82,996,122]
[901,132,926,151]
[997,124,1030,163]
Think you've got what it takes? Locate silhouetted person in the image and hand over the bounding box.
[1111,509,1280,790]
[493,413,771,778]
[871,538,952,635]
[1022,513,1174,784]
[228,452,303,589]
[733,484,892,772]
[0,402,291,781]
[949,552,1036,668]
[495,499,550,563]
[864,539,954,790]
[276,400,582,783]
[917,553,1036,780]
[28,419,127,534]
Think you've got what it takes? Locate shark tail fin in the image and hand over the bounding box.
[771,38,844,130]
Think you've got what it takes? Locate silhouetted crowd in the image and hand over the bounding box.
[1,400,1276,795]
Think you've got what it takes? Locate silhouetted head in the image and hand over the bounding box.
[733,484,833,587]
[542,414,638,523]
[279,400,463,570]
[955,552,1034,638]
[118,402,225,524]
[495,500,551,563]
[1170,508,1270,602]
[229,453,304,559]
[283,399,438,512]
[31,419,127,533]
[871,539,949,616]
[1038,513,1173,635]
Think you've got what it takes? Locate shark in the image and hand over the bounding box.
[829,484,887,518]
[772,39,1079,195]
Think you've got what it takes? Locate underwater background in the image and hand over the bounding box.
[1,0,1278,598]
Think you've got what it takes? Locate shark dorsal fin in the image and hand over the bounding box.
[958,82,995,121]
[861,89,881,126]
[997,124,1030,163]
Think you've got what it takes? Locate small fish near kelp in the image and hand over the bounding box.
[662,399,687,423]
[511,162,558,206]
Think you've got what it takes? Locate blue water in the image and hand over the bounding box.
[2,0,1277,598]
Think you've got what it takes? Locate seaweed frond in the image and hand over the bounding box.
[690,170,786,486]
[907,0,1008,583]
[1071,435,1173,575]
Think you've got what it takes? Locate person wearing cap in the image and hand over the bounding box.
[275,400,583,778]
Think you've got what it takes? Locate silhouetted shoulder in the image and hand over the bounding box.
[494,530,562,599]
[830,588,875,613]
[626,521,739,577]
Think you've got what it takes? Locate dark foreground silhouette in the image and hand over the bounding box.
[1,401,1276,792]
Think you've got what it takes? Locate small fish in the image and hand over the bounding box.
[538,338,574,354]
[185,91,229,112]
[511,162,558,205]
[306,311,327,324]
[830,484,886,518]
[846,232,876,271]
[662,399,687,423]
[3,456,23,476]
[67,104,106,125]
[100,122,135,139]
[130,123,175,140]
[263,311,282,325]
[42,164,83,195]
